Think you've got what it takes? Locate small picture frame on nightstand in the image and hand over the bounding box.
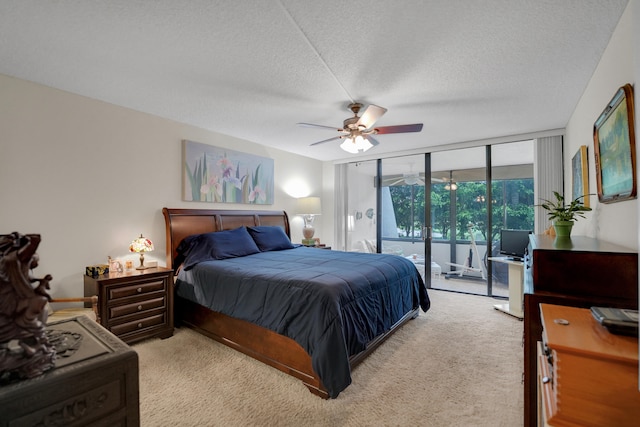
[108,257,124,273]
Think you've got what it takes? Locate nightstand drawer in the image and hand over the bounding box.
[109,279,166,300]
[111,312,166,336]
[110,296,165,319]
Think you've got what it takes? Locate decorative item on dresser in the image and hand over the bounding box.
[0,316,139,426]
[296,196,322,245]
[522,234,638,427]
[538,303,639,427]
[537,191,591,237]
[84,267,174,345]
[162,208,430,399]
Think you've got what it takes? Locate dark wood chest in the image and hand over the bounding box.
[0,316,139,426]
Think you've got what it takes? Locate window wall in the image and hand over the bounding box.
[341,140,535,298]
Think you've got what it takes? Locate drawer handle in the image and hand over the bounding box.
[137,322,143,328]
[542,376,551,384]
[137,287,142,293]
[137,305,143,311]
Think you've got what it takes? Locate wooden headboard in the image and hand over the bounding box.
[162,208,291,270]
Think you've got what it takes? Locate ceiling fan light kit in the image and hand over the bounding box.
[300,102,423,154]
[443,172,458,190]
[340,134,373,153]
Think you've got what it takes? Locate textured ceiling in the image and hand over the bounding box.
[0,0,629,162]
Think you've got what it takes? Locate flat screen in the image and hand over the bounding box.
[499,229,532,260]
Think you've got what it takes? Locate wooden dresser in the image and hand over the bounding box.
[538,303,639,426]
[0,316,139,426]
[523,235,638,427]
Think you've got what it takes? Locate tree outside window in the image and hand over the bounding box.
[387,178,533,243]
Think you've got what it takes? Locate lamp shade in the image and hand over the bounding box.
[129,234,154,253]
[296,197,321,215]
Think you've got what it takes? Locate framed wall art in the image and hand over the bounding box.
[571,145,589,207]
[183,140,274,204]
[593,83,636,204]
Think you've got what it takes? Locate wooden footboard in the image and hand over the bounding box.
[176,296,419,398]
[175,296,329,398]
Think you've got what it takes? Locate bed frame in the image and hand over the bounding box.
[162,207,419,398]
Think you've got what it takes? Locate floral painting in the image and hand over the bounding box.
[183,140,274,204]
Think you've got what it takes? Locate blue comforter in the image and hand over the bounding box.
[175,246,430,398]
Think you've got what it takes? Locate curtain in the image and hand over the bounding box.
[333,163,348,251]
[534,135,564,234]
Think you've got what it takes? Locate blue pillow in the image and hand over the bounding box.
[174,234,201,271]
[247,226,294,251]
[182,227,260,270]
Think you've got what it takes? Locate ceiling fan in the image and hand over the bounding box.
[298,103,423,154]
[387,163,425,186]
[389,172,425,186]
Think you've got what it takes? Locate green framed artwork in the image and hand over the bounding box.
[571,145,589,208]
[183,140,274,204]
[593,84,636,204]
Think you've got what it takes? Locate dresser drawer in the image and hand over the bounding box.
[111,312,166,336]
[538,304,640,427]
[109,296,165,320]
[108,278,166,301]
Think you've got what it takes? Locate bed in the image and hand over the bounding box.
[163,208,430,398]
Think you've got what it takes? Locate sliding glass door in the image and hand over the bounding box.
[340,140,535,298]
[489,141,535,297]
[380,155,427,280]
[429,147,488,295]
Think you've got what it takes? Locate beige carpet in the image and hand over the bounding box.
[134,290,524,426]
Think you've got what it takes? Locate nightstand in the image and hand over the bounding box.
[84,267,174,344]
[303,245,331,250]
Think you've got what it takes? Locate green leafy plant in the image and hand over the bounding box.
[538,191,591,222]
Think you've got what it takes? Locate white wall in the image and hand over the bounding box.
[0,74,323,297]
[565,1,638,250]
[339,165,376,251]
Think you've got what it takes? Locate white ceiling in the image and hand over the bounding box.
[0,0,629,162]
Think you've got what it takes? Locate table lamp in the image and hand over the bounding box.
[296,197,321,245]
[129,234,154,270]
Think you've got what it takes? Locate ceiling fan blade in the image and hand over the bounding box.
[310,136,342,146]
[366,135,381,146]
[375,123,423,134]
[297,122,342,131]
[357,104,387,129]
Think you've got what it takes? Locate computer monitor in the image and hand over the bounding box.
[499,229,532,261]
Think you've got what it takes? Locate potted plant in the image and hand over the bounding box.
[539,191,591,237]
